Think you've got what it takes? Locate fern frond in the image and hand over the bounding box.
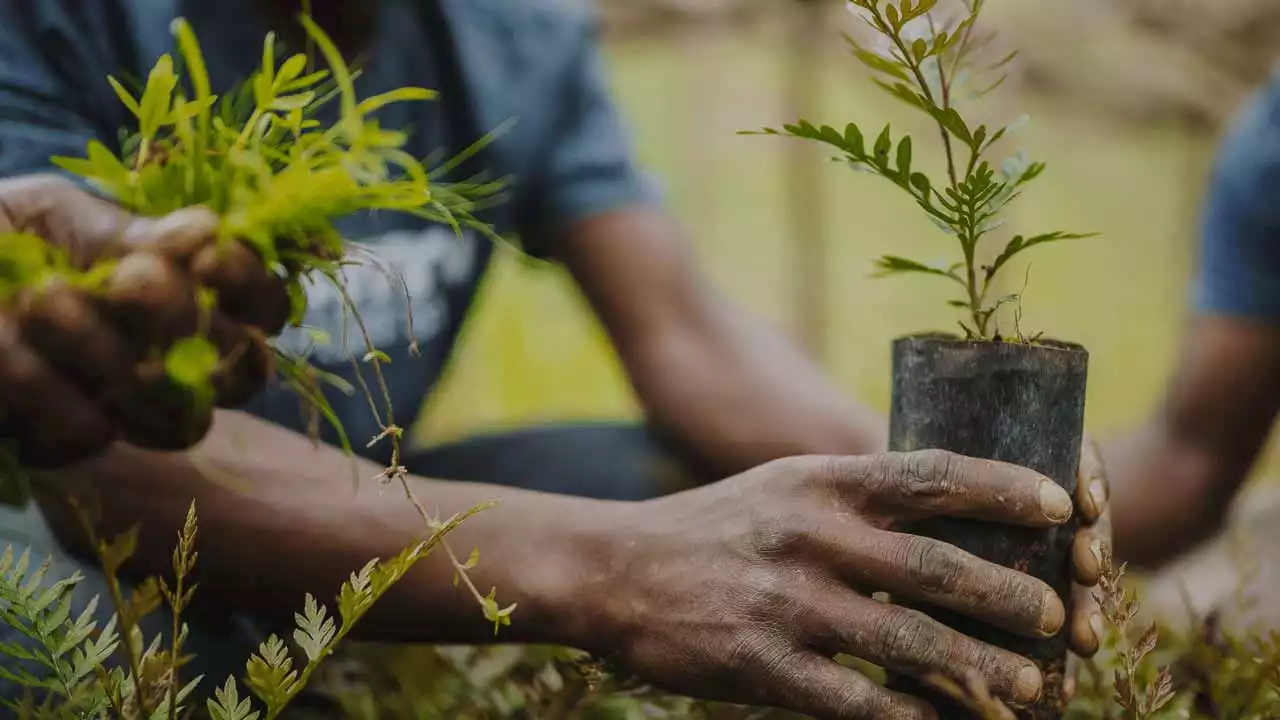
[0,544,117,714]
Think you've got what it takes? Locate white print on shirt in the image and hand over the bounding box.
[274,225,479,364]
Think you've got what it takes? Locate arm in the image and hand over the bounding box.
[35,409,613,647]
[35,410,1081,716]
[1106,79,1280,569]
[514,17,884,478]
[1106,317,1280,568]
[560,207,886,477]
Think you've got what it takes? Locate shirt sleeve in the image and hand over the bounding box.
[513,14,663,257]
[0,2,122,181]
[1195,75,1280,319]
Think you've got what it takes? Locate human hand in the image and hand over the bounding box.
[1063,434,1113,697]
[592,450,1086,719]
[0,174,290,466]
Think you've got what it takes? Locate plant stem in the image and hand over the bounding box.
[333,279,492,613]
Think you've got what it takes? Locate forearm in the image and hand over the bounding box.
[33,409,626,649]
[1105,423,1244,569]
[629,295,886,478]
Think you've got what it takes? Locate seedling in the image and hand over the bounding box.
[747,3,1094,717]
[744,0,1094,340]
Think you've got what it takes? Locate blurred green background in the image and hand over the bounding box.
[411,3,1280,480]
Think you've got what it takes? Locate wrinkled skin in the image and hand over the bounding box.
[0,175,288,466]
[598,449,1110,719]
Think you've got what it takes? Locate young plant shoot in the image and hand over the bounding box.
[0,14,514,718]
[745,0,1094,340]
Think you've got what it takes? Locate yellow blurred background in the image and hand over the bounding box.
[412,1,1280,479]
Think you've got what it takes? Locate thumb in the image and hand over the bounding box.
[118,205,220,260]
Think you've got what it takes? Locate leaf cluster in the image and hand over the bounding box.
[0,497,482,720]
[743,0,1095,339]
[0,13,514,714]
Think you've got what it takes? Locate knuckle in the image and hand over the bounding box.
[748,514,813,563]
[883,449,965,502]
[901,536,965,598]
[877,609,949,670]
[828,683,878,719]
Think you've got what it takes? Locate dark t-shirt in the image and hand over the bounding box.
[0,0,659,462]
[1198,69,1280,320]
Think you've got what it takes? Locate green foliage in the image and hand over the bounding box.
[743,0,1095,339]
[0,499,478,719]
[0,11,513,719]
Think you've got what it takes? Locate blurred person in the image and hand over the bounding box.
[1104,70,1280,573]
[0,1,1108,716]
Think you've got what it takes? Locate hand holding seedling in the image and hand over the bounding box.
[597,450,1103,719]
[0,174,288,467]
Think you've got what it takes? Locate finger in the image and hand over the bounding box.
[760,651,937,720]
[1062,655,1078,701]
[0,312,114,467]
[0,175,134,267]
[14,278,136,397]
[813,595,1043,708]
[207,316,275,408]
[1076,434,1108,525]
[834,451,1073,528]
[119,205,220,260]
[189,239,291,335]
[1068,591,1103,659]
[835,529,1064,640]
[99,250,199,347]
[1071,525,1107,587]
[114,359,215,452]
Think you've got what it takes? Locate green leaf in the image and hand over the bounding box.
[911,38,929,62]
[107,76,142,117]
[165,335,220,390]
[843,123,865,157]
[356,87,438,115]
[245,634,297,707]
[873,124,892,167]
[291,594,336,663]
[904,0,938,22]
[844,34,911,82]
[208,677,260,720]
[986,231,1096,281]
[885,4,900,29]
[138,53,178,138]
[909,172,930,197]
[896,135,913,178]
[274,54,308,89]
[872,255,963,284]
[362,349,392,365]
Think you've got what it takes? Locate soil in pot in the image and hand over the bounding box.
[885,333,1089,720]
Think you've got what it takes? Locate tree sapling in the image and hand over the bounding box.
[745,1,1094,717]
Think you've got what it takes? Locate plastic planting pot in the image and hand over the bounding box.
[885,333,1089,720]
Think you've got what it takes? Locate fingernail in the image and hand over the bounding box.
[1091,612,1105,641]
[1039,481,1073,522]
[1089,479,1108,510]
[1090,538,1104,568]
[1014,664,1043,705]
[1039,588,1065,637]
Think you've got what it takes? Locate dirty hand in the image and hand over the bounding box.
[0,174,290,466]
[596,451,1083,720]
[1064,434,1113,697]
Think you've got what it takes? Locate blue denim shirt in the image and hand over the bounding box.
[1197,69,1280,320]
[0,0,659,461]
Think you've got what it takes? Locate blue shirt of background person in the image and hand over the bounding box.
[1198,69,1280,320]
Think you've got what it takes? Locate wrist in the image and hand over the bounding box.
[467,494,643,654]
